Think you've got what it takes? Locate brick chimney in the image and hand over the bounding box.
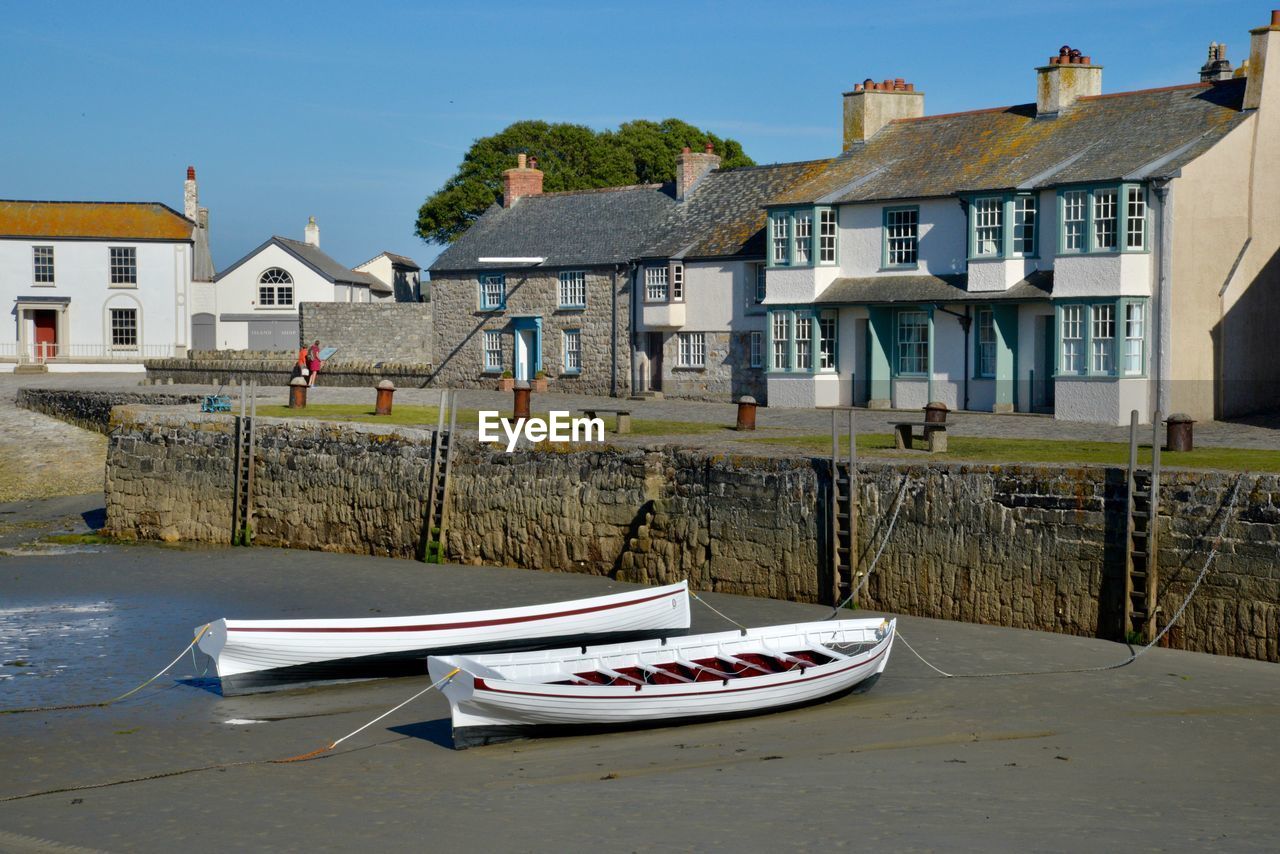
[1036,46,1103,116]
[1200,42,1234,82]
[304,215,320,247]
[675,142,721,201]
[1244,10,1280,111]
[502,153,544,208]
[842,78,924,149]
[184,166,198,221]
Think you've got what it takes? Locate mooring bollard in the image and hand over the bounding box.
[1167,413,1195,452]
[513,381,531,420]
[923,401,949,424]
[736,395,757,431]
[375,379,396,416]
[288,376,308,409]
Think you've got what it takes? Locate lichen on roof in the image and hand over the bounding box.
[0,200,194,240]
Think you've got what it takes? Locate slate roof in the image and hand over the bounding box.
[772,79,1250,206]
[815,270,1053,305]
[357,250,421,270]
[429,184,676,273]
[215,236,384,287]
[0,200,194,241]
[641,160,833,261]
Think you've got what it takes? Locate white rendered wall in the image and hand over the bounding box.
[214,243,333,349]
[1052,252,1153,299]
[0,237,190,353]
[839,198,967,278]
[1054,378,1151,425]
[762,265,839,305]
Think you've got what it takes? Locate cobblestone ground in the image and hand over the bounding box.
[0,390,106,503]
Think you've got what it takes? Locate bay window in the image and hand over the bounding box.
[1058,184,1148,254]
[1057,299,1147,377]
[644,266,668,302]
[972,198,1003,257]
[767,207,836,267]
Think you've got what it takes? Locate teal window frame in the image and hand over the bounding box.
[481,329,503,372]
[966,193,1042,259]
[765,307,837,374]
[1011,194,1039,258]
[562,328,581,374]
[894,308,931,377]
[478,273,506,310]
[749,330,763,368]
[765,206,837,268]
[1054,297,1149,378]
[1056,184,1150,256]
[557,271,587,309]
[882,206,920,269]
[974,307,996,379]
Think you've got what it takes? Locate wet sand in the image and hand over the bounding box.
[1,535,1277,852]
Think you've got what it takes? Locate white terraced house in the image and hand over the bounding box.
[0,167,214,372]
[762,14,1280,425]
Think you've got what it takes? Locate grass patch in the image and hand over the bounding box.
[748,433,1280,472]
[254,404,728,437]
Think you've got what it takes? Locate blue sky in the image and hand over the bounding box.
[1,0,1263,273]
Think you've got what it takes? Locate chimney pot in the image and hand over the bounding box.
[704,141,714,153]
[1272,9,1279,25]
[516,153,527,169]
[682,145,691,153]
[528,155,538,169]
[186,166,195,181]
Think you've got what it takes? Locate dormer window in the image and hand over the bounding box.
[1012,195,1038,256]
[967,193,1039,259]
[771,215,789,264]
[1057,185,1147,255]
[793,214,812,265]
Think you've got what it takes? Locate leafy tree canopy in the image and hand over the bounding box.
[416,118,755,245]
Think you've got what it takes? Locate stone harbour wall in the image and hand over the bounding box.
[15,388,207,433]
[299,302,433,364]
[102,408,1280,662]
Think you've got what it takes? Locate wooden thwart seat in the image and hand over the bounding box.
[892,421,948,453]
[580,408,632,434]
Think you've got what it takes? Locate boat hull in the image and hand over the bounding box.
[198,581,691,696]
[430,618,894,749]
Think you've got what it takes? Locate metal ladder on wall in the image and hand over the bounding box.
[1124,409,1162,642]
[830,409,858,605]
[420,389,458,562]
[231,381,258,546]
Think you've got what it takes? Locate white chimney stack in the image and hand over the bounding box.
[304,215,320,247]
[184,166,198,221]
[1036,46,1103,116]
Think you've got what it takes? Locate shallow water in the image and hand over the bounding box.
[0,601,115,693]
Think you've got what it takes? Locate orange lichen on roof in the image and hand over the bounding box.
[0,201,194,240]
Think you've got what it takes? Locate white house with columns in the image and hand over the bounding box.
[0,167,213,372]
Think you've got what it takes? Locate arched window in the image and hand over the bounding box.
[258,268,294,307]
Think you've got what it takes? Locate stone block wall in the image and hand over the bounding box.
[299,302,433,364]
[16,388,207,433]
[144,358,437,388]
[101,406,1280,662]
[430,267,631,396]
[660,331,767,403]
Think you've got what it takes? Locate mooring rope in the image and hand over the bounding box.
[0,667,463,803]
[688,589,749,631]
[895,473,1249,679]
[825,475,913,619]
[0,624,211,715]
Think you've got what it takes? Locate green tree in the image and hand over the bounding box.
[415,119,755,245]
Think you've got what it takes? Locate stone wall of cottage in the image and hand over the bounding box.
[298,302,433,364]
[430,267,631,396]
[102,406,1279,662]
[144,358,437,388]
[660,331,767,403]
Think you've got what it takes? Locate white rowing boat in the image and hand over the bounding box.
[428,617,895,748]
[197,581,691,695]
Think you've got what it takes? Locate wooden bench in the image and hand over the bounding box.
[892,421,948,453]
[581,408,632,434]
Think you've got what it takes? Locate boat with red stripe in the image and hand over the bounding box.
[428,616,895,748]
[197,581,690,695]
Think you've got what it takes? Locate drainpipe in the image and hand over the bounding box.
[1152,179,1173,417]
[610,265,619,398]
